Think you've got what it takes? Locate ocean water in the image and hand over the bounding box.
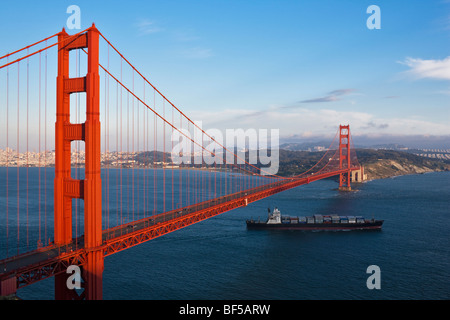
[3,170,450,300]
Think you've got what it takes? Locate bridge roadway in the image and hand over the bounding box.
[0,167,357,290]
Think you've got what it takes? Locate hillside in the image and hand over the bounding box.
[275,148,450,180]
[353,149,450,180]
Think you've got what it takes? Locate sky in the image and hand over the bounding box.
[0,0,449,148]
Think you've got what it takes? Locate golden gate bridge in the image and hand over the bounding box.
[0,24,363,300]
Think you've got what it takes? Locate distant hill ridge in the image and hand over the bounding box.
[276,148,450,180]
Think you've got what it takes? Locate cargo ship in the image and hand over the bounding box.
[246,208,383,231]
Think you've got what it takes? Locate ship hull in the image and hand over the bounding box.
[246,220,383,231]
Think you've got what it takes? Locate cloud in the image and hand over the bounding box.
[135,19,163,36]
[362,121,389,130]
[180,47,213,59]
[437,88,450,95]
[399,56,450,81]
[172,29,201,42]
[299,88,356,103]
[191,106,450,139]
[235,88,357,120]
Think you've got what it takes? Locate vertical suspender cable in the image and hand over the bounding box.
[143,80,146,218]
[6,56,9,257]
[77,49,81,239]
[116,80,119,227]
[26,51,29,250]
[163,100,166,216]
[75,49,78,242]
[120,60,123,228]
[172,106,174,212]
[136,75,139,220]
[44,42,47,245]
[178,114,180,208]
[103,66,107,230]
[17,61,20,255]
[132,72,135,222]
[153,91,156,216]
[126,91,129,223]
[38,51,42,246]
[107,45,110,229]
[187,121,190,206]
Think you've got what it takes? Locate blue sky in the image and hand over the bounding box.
[1,0,449,147]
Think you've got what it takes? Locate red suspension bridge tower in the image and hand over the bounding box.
[338,125,352,191]
[54,24,103,300]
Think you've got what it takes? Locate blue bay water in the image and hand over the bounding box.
[3,169,450,300]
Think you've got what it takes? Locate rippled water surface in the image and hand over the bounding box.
[6,170,450,300]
